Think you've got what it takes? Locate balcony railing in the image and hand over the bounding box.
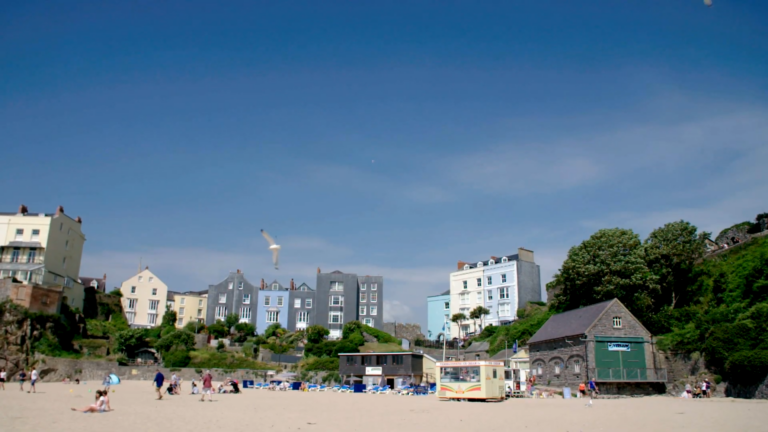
[589,368,667,382]
[0,256,45,264]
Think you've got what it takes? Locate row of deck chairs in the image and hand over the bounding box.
[328,384,437,395]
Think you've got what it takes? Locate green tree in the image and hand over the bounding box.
[115,328,148,358]
[161,307,177,329]
[469,306,490,333]
[263,323,285,339]
[644,220,709,311]
[549,228,660,320]
[184,321,206,334]
[154,330,195,354]
[306,325,329,344]
[224,313,239,331]
[163,348,192,368]
[234,322,256,343]
[207,321,229,339]
[108,289,123,297]
[451,313,467,339]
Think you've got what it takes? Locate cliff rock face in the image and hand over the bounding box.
[0,300,32,376]
[382,323,424,342]
[715,224,751,246]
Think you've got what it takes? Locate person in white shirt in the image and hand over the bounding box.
[29,368,38,393]
[0,368,6,390]
[72,390,106,413]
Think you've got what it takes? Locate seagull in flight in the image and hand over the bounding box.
[261,229,281,269]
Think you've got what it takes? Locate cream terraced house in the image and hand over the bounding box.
[120,268,168,328]
[170,290,208,329]
[0,205,86,312]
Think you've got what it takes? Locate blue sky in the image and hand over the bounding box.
[2,1,766,329]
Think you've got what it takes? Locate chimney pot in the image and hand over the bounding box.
[103,273,107,281]
[76,216,82,224]
[317,267,321,274]
[56,205,64,215]
[18,204,28,215]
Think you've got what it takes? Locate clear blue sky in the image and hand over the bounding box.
[2,1,766,329]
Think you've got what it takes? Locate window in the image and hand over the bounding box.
[613,316,622,328]
[392,355,404,365]
[489,260,495,265]
[476,278,482,287]
[487,276,492,285]
[294,299,301,308]
[148,300,159,312]
[10,248,20,262]
[305,299,313,308]
[360,293,367,302]
[130,286,136,294]
[53,275,58,283]
[151,288,157,296]
[371,283,378,290]
[215,306,227,319]
[180,298,186,305]
[64,277,74,288]
[499,303,511,316]
[59,222,63,231]
[67,228,72,235]
[359,306,366,315]
[464,264,470,270]
[362,356,372,366]
[370,306,377,316]
[477,262,483,267]
[462,281,467,290]
[277,297,284,307]
[242,293,251,304]
[240,307,252,321]
[459,293,469,305]
[297,310,308,323]
[554,360,562,375]
[501,257,508,263]
[346,356,356,366]
[238,281,244,290]
[138,276,143,282]
[264,296,271,306]
[62,257,67,268]
[573,359,581,373]
[14,229,23,240]
[329,296,344,306]
[147,314,157,326]
[219,293,227,303]
[179,307,185,315]
[149,276,154,282]
[328,312,342,324]
[501,274,507,283]
[176,317,184,326]
[377,355,388,365]
[31,229,40,241]
[444,301,450,310]
[272,283,279,290]
[535,362,543,375]
[126,312,135,324]
[361,283,366,290]
[487,290,494,301]
[330,281,344,291]
[493,368,497,379]
[363,318,373,326]
[197,309,203,318]
[228,282,233,290]
[476,292,482,303]
[198,299,203,307]
[499,287,509,299]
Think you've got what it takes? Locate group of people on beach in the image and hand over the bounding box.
[153,369,217,401]
[684,379,713,399]
[0,367,39,393]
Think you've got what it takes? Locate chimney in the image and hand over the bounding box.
[145,266,149,270]
[491,256,498,261]
[18,204,28,215]
[290,279,295,290]
[517,247,534,263]
[457,261,469,270]
[55,205,64,216]
[103,273,107,282]
[76,216,82,224]
[237,269,241,274]
[261,279,265,290]
[317,267,321,274]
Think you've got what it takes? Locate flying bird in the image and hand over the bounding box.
[261,229,281,269]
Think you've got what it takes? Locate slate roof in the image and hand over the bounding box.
[461,254,520,270]
[527,300,615,344]
[464,341,489,353]
[428,289,450,297]
[80,276,106,292]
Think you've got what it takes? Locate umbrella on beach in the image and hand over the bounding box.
[346,376,362,383]
[379,375,386,387]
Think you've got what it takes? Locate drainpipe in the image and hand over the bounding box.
[584,334,590,383]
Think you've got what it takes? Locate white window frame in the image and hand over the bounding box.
[266,310,279,323]
[148,300,159,312]
[277,296,284,307]
[499,287,509,300]
[149,276,154,282]
[130,286,136,294]
[151,288,157,296]
[360,293,367,302]
[294,298,301,308]
[198,299,203,307]
[264,296,271,306]
[138,276,143,282]
[360,283,366,291]
[613,316,622,328]
[499,303,511,317]
[305,299,313,308]
[272,283,279,290]
[240,307,252,322]
[476,292,482,303]
[215,306,227,320]
[359,306,366,315]
[444,301,450,310]
[363,318,373,326]
[501,274,507,283]
[487,290,493,301]
[243,294,251,304]
[126,298,137,310]
[489,260,495,265]
[126,312,135,324]
[329,296,344,306]
[370,306,378,316]
[501,257,508,263]
[460,292,469,305]
[462,281,467,290]
[238,281,244,290]
[180,298,186,305]
[573,359,581,373]
[370,292,377,302]
[487,276,492,286]
[476,278,481,287]
[297,310,308,323]
[330,281,344,291]
[228,282,233,290]
[31,229,40,241]
[328,312,342,324]
[14,229,23,240]
[147,314,157,326]
[219,293,227,304]
[371,283,377,291]
[179,307,185,316]
[177,317,184,326]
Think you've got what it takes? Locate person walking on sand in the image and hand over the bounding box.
[153,369,165,400]
[200,370,213,402]
[588,378,599,400]
[18,369,27,392]
[0,368,6,390]
[28,367,38,393]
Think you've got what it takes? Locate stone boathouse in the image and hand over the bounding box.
[527,298,667,395]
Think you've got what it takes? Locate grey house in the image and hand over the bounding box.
[316,270,384,338]
[287,281,316,332]
[206,270,259,327]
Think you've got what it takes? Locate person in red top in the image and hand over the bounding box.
[200,370,213,402]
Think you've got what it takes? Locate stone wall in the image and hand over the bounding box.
[586,301,657,371]
[382,322,424,342]
[528,338,588,388]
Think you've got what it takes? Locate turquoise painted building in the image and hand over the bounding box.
[427,290,451,341]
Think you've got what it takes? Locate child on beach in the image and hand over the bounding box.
[29,368,38,393]
[0,368,6,390]
[72,390,106,413]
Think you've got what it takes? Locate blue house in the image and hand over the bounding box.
[256,280,290,334]
[426,290,451,341]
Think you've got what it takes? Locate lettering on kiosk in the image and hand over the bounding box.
[436,361,504,367]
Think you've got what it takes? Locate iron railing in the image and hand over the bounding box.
[0,256,45,264]
[589,368,667,382]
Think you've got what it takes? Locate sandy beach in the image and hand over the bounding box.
[1,381,766,432]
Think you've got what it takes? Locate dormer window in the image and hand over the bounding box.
[272,283,279,290]
[501,257,508,263]
[463,264,470,270]
[477,262,483,267]
[489,260,495,265]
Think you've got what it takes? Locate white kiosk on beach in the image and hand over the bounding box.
[436,360,505,401]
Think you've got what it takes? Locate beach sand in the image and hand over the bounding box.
[1,381,766,431]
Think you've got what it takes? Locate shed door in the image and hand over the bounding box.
[594,341,646,381]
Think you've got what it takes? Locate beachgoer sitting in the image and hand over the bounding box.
[191,380,199,395]
[228,379,240,394]
[72,390,106,413]
[75,378,80,385]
